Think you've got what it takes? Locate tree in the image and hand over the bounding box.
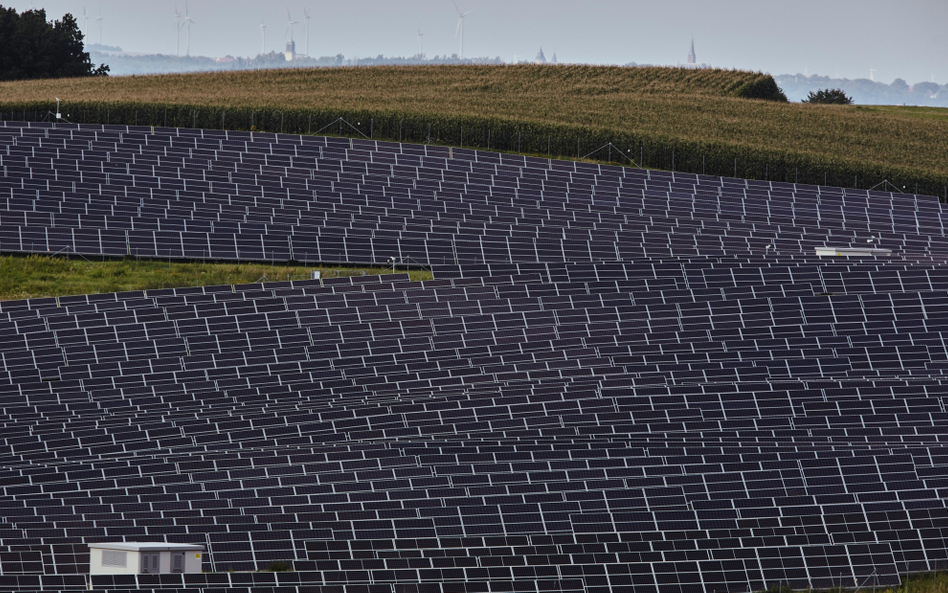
[0,6,108,81]
[913,82,940,98]
[733,75,789,102]
[802,88,853,105]
[890,78,909,92]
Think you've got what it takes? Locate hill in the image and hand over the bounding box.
[2,64,944,196]
[1,123,948,591]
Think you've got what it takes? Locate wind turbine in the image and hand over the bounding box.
[869,63,877,82]
[260,20,267,55]
[82,7,89,36]
[96,4,103,45]
[303,8,311,56]
[183,2,194,57]
[418,30,424,57]
[452,1,473,60]
[175,4,183,56]
[286,9,299,43]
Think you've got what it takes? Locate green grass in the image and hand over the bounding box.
[854,104,948,123]
[0,254,432,301]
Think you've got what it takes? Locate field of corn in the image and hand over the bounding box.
[1,64,946,197]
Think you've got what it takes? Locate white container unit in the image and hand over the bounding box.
[88,543,205,575]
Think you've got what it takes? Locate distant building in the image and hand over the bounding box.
[678,38,711,69]
[285,40,296,62]
[535,48,547,64]
[551,52,558,65]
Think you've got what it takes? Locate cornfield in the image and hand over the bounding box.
[1,64,945,198]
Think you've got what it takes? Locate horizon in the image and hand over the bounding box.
[80,42,948,88]
[3,0,945,86]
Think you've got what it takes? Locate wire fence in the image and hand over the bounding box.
[4,101,946,201]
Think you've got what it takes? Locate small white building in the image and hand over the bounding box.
[88,543,205,575]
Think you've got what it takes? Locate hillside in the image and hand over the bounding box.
[2,65,945,196]
[1,122,948,591]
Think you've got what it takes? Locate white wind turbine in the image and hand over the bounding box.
[286,9,299,44]
[260,20,267,55]
[82,7,89,36]
[175,4,183,56]
[418,29,424,57]
[183,2,194,57]
[96,4,103,45]
[303,8,311,56]
[452,1,473,60]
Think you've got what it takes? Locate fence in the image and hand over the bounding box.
[3,101,945,201]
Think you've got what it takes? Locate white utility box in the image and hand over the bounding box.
[88,542,205,575]
[815,247,892,257]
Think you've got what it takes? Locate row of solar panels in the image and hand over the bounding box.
[0,152,932,217]
[0,120,933,201]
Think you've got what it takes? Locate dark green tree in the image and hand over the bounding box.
[802,88,853,104]
[0,6,108,81]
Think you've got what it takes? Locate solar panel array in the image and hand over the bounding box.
[0,121,944,264]
[1,122,948,593]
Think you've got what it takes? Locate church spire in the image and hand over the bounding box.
[688,37,696,64]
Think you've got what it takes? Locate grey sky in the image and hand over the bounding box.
[9,0,947,84]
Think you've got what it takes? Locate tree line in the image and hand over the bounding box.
[0,5,107,80]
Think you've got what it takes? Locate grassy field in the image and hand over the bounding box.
[810,571,948,593]
[0,65,945,194]
[854,104,948,123]
[0,254,432,301]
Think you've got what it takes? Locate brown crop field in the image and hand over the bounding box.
[0,65,945,196]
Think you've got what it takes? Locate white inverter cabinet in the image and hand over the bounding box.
[88,543,205,575]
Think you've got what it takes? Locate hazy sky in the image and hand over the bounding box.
[8,0,947,84]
